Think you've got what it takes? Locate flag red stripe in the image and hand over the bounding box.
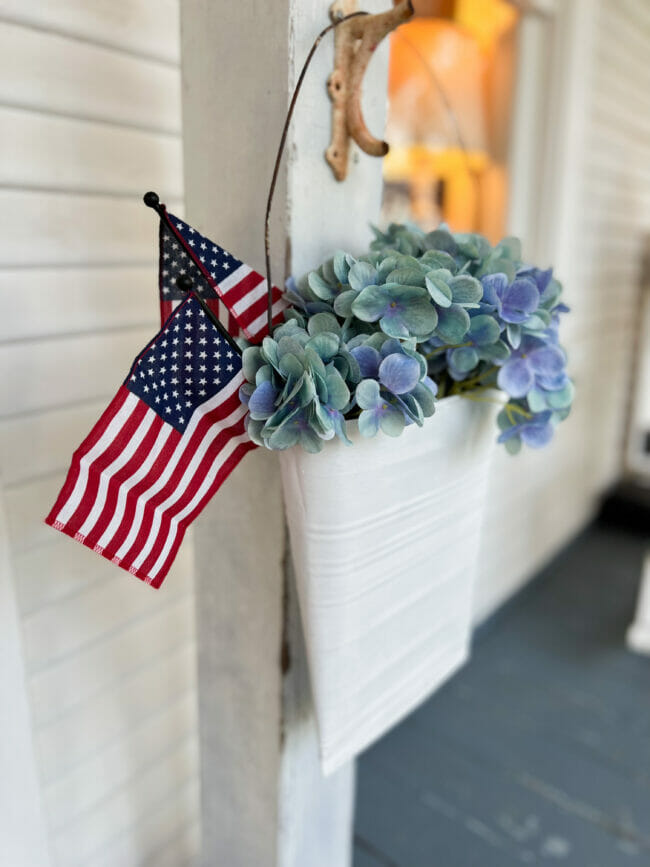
[136,412,248,577]
[63,400,149,533]
[150,438,256,587]
[45,387,131,527]
[218,270,265,309]
[116,387,244,568]
[83,414,165,550]
[100,424,181,561]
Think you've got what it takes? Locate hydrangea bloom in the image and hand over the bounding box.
[240,222,572,453]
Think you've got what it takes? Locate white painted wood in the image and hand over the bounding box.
[0,327,152,417]
[181,0,391,863]
[280,395,502,773]
[0,108,183,195]
[0,267,157,343]
[28,591,194,721]
[0,489,51,867]
[0,0,180,64]
[0,4,198,864]
[627,552,650,653]
[84,779,200,867]
[43,691,197,831]
[626,257,650,479]
[50,736,199,866]
[22,565,188,672]
[0,21,181,132]
[36,641,196,785]
[0,191,181,267]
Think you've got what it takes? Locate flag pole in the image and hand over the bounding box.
[143,191,242,356]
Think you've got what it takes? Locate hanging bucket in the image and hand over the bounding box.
[279,392,502,774]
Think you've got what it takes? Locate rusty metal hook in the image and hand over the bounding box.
[326,0,414,181]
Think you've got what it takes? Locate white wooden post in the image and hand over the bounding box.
[180,1,390,864]
[0,489,51,867]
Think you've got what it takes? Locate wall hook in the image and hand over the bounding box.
[326,0,414,181]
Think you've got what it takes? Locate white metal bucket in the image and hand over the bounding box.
[279,393,502,774]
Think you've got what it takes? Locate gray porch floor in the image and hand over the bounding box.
[353,525,650,866]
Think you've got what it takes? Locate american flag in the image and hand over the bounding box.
[157,207,286,341]
[45,295,256,588]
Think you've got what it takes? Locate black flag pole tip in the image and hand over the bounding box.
[143,191,163,214]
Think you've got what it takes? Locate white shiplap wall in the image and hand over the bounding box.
[0,3,200,866]
[473,0,650,619]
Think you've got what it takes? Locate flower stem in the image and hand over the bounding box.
[424,341,471,359]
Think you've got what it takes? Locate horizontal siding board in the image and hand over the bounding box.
[22,562,190,671]
[86,779,200,867]
[142,821,200,867]
[36,642,196,784]
[50,736,198,866]
[0,399,142,487]
[43,690,197,832]
[0,108,183,196]
[14,537,114,616]
[0,191,184,268]
[5,474,70,553]
[0,0,180,64]
[0,21,181,132]
[0,326,152,417]
[29,591,194,724]
[0,267,158,344]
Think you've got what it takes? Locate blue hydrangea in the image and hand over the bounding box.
[240,222,572,453]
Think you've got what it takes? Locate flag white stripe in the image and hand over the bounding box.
[230,279,268,316]
[95,422,174,551]
[76,409,157,539]
[245,298,286,339]
[148,431,250,579]
[130,399,247,571]
[113,373,244,562]
[218,264,252,294]
[54,392,139,526]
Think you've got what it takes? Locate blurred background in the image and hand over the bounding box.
[0,0,648,865]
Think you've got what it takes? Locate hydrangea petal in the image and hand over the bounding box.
[500,278,539,323]
[358,409,381,437]
[527,344,565,377]
[449,346,479,374]
[352,284,391,321]
[350,345,381,378]
[480,273,508,307]
[497,357,535,397]
[356,378,381,410]
[468,314,501,346]
[307,312,341,337]
[425,272,453,307]
[305,332,339,362]
[379,406,406,437]
[379,353,421,394]
[449,274,482,305]
[519,420,554,448]
[348,261,378,291]
[436,304,470,343]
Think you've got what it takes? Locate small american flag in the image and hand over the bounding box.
[45,295,256,588]
[157,206,286,341]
